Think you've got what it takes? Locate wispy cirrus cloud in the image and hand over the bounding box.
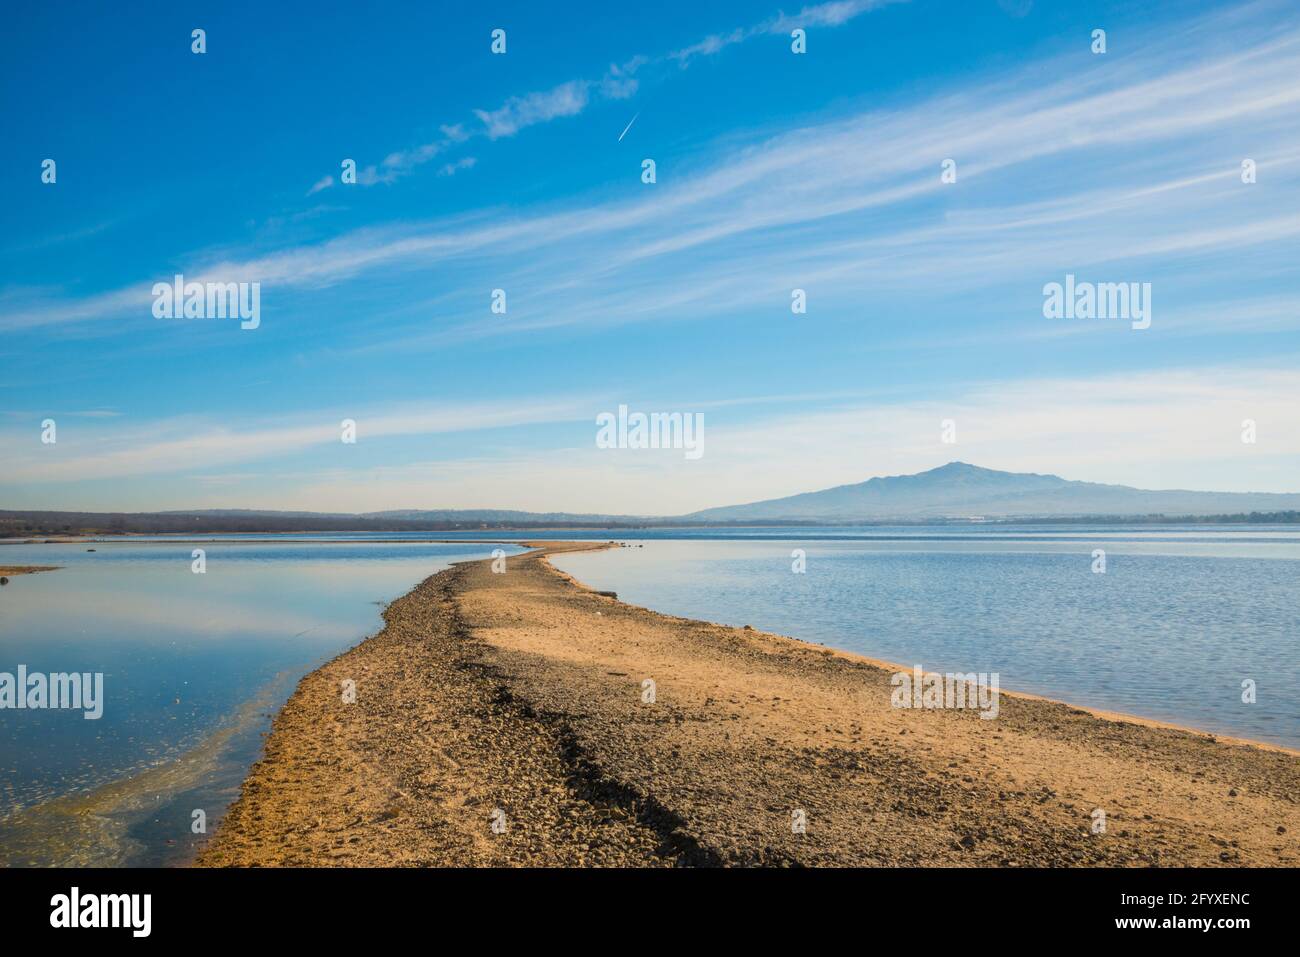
[7,364,1296,512]
[305,0,904,191]
[671,0,901,64]
[0,397,597,484]
[8,0,1300,378]
[438,157,477,177]
[474,80,593,139]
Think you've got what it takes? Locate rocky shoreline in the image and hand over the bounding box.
[197,542,1299,867]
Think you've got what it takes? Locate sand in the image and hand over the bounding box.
[0,566,60,576]
[196,543,1299,867]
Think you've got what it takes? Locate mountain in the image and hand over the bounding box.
[687,462,1300,521]
[7,465,1299,538]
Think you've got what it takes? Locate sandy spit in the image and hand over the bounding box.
[196,542,1299,867]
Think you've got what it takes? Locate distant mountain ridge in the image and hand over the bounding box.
[168,507,645,523]
[686,462,1300,521]
[363,508,648,523]
[7,464,1299,537]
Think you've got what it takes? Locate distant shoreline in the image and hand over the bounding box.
[5,511,1300,545]
[197,542,1299,867]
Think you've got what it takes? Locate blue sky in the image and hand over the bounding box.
[2,0,1298,514]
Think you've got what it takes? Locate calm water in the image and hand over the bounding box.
[1,527,1296,866]
[550,529,1300,750]
[0,539,521,866]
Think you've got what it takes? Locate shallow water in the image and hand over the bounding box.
[550,529,1300,750]
[2,526,1295,866]
[0,539,522,866]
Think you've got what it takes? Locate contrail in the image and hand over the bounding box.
[618,112,640,142]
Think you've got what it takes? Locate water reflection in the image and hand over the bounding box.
[0,539,521,866]
[552,534,1300,750]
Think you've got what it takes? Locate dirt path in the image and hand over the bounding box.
[197,543,1299,867]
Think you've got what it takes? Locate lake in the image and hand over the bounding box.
[2,525,1296,867]
[550,527,1300,750]
[0,538,522,866]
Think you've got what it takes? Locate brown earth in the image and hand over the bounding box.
[196,542,1299,867]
